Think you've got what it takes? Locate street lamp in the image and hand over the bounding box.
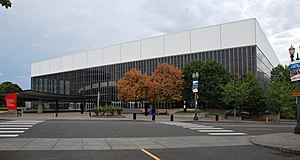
[289,44,300,134]
[289,45,295,62]
[192,72,199,120]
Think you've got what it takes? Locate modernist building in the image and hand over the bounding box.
[31,18,280,108]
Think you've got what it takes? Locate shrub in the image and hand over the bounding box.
[93,106,123,116]
[92,107,101,116]
[115,107,123,115]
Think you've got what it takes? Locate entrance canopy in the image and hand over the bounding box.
[0,90,96,102]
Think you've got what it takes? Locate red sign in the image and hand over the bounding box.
[5,93,17,110]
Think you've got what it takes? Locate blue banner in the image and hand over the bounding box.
[290,60,300,82]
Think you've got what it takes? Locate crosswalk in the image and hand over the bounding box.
[159,122,247,136]
[0,120,42,138]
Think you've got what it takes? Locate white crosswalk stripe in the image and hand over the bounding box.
[159,122,246,136]
[0,131,24,133]
[0,128,29,130]
[0,125,33,127]
[190,127,223,130]
[0,134,19,137]
[0,120,42,138]
[0,122,39,125]
[198,130,233,133]
[207,132,247,136]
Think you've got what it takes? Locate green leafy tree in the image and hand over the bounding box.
[0,81,22,92]
[182,60,231,109]
[266,64,296,119]
[145,63,183,103]
[0,0,12,9]
[222,76,249,110]
[266,80,295,119]
[243,72,265,115]
[199,60,231,108]
[0,81,22,106]
[270,64,290,82]
[182,60,203,102]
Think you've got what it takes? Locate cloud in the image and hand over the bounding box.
[0,73,3,76]
[0,0,300,89]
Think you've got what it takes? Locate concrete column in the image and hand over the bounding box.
[37,100,43,114]
[84,101,87,112]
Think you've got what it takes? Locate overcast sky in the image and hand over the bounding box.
[1,0,300,89]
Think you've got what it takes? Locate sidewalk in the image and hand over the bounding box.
[0,111,297,124]
[250,133,300,155]
[0,112,212,122]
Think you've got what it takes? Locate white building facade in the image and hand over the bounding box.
[31,18,280,103]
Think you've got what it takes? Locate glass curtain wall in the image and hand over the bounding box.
[32,45,270,103]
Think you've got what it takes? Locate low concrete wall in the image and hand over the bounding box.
[225,116,242,121]
[242,114,279,121]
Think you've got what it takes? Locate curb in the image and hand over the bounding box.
[249,137,300,155]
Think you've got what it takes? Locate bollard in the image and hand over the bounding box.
[145,106,148,116]
[152,115,155,121]
[215,115,219,121]
[81,106,84,114]
[170,114,174,121]
[151,108,156,121]
[133,113,137,120]
[89,111,91,117]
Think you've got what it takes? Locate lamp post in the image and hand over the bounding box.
[289,45,300,134]
[192,72,199,120]
[289,45,295,62]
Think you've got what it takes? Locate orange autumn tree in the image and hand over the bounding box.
[116,68,148,102]
[145,63,183,103]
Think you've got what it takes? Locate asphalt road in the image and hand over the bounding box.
[18,120,295,138]
[19,120,200,138]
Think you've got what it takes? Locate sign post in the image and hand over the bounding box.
[192,81,198,93]
[289,46,300,133]
[192,80,198,120]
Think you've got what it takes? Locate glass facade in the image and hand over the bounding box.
[31,45,273,102]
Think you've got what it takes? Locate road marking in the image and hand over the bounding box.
[0,123,37,125]
[141,149,161,160]
[159,122,247,136]
[247,128,272,131]
[187,126,214,128]
[198,130,234,133]
[0,134,19,137]
[181,126,208,128]
[208,133,247,136]
[0,128,29,130]
[190,127,223,130]
[8,121,42,123]
[0,125,33,128]
[0,131,24,133]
